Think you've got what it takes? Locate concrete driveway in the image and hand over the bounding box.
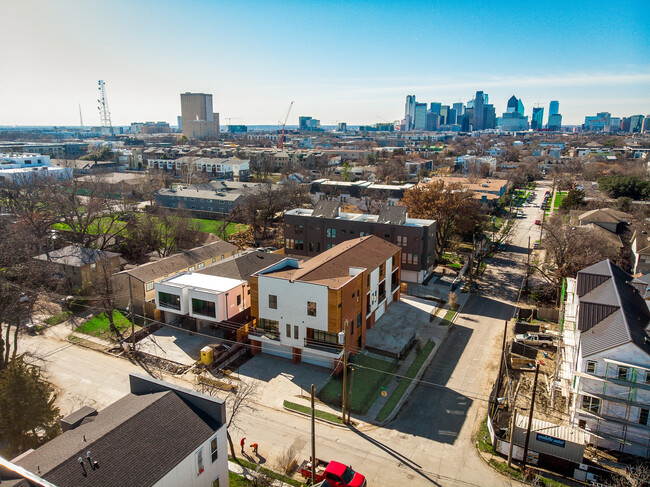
[136,327,218,366]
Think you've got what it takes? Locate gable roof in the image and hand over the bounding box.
[577,259,650,357]
[312,199,339,218]
[12,390,220,487]
[197,250,286,282]
[578,208,633,225]
[119,240,237,282]
[34,246,120,267]
[261,236,400,288]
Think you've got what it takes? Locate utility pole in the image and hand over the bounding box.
[522,362,540,471]
[341,319,349,423]
[494,320,508,411]
[311,384,316,483]
[526,236,531,291]
[128,274,136,353]
[507,408,518,467]
[347,366,355,424]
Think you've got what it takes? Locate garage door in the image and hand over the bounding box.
[261,342,292,359]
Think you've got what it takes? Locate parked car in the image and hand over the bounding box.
[300,459,366,487]
[515,333,555,348]
[535,219,541,225]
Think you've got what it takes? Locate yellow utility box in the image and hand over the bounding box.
[200,346,214,365]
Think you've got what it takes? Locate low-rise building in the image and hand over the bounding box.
[631,229,650,275]
[562,260,650,458]
[5,373,228,487]
[249,236,401,368]
[35,245,121,292]
[155,181,264,218]
[112,240,237,317]
[148,156,250,181]
[577,208,633,235]
[420,176,509,207]
[76,172,150,199]
[0,153,73,185]
[310,179,415,208]
[155,273,247,333]
[283,202,436,283]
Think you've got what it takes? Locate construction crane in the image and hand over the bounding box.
[78,104,84,129]
[277,101,294,149]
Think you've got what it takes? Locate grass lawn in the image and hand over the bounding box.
[229,472,254,486]
[476,417,496,454]
[376,341,435,422]
[319,354,399,415]
[189,218,249,238]
[75,310,132,338]
[231,458,303,487]
[283,400,344,424]
[440,309,457,326]
[553,191,568,209]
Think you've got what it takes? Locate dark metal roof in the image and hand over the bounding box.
[377,205,407,225]
[34,246,120,267]
[576,259,650,357]
[197,250,286,282]
[312,199,339,218]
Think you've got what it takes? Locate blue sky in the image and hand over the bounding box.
[1,0,648,126]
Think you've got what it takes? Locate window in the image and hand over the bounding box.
[269,295,277,309]
[326,228,336,238]
[258,318,279,331]
[159,292,181,310]
[413,254,418,265]
[295,240,304,250]
[401,236,408,247]
[192,298,216,317]
[367,274,370,287]
[578,419,586,429]
[212,478,220,487]
[146,281,154,292]
[237,295,241,306]
[581,396,601,414]
[210,436,218,462]
[189,266,195,272]
[294,325,299,339]
[357,313,361,328]
[640,408,649,426]
[212,258,216,263]
[312,329,338,344]
[586,361,597,374]
[379,263,385,277]
[198,262,205,269]
[286,323,291,337]
[294,225,304,234]
[392,255,396,266]
[402,252,407,264]
[196,448,204,476]
[646,373,650,385]
[307,301,317,317]
[90,263,97,271]
[618,367,630,381]
[286,238,294,249]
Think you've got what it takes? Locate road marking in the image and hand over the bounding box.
[445,410,465,415]
[437,430,458,436]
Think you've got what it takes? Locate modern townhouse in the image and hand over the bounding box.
[249,236,401,369]
[283,201,436,283]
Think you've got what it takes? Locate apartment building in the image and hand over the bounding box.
[562,260,650,458]
[283,201,436,283]
[249,236,401,369]
[147,156,250,181]
[310,179,415,208]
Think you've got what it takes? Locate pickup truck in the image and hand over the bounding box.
[515,333,555,348]
[300,459,366,487]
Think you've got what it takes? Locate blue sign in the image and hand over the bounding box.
[536,433,565,448]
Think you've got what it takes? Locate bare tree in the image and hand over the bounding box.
[607,464,650,487]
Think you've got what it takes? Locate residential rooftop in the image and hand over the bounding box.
[161,272,244,292]
[34,246,120,267]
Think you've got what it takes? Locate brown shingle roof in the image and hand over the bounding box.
[119,240,236,282]
[34,245,120,267]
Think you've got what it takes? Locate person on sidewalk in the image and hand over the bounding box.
[240,437,246,454]
[250,442,259,455]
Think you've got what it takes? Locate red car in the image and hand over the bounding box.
[535,219,541,225]
[301,459,366,487]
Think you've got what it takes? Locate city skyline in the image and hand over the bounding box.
[1,0,648,127]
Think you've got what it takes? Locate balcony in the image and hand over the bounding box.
[304,338,343,354]
[378,292,386,304]
[248,327,280,341]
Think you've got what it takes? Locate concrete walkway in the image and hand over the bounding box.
[228,460,292,486]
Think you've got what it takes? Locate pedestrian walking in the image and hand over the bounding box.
[250,442,259,455]
[240,437,246,454]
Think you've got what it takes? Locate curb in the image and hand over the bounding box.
[281,404,349,428]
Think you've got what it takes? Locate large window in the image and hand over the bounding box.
[145,281,154,292]
[192,298,216,318]
[581,396,601,414]
[210,436,219,462]
[312,329,338,344]
[269,294,277,309]
[159,292,181,310]
[258,318,279,332]
[326,228,336,238]
[196,448,204,476]
[307,301,317,317]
